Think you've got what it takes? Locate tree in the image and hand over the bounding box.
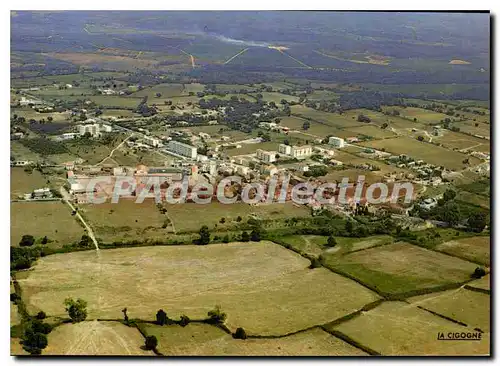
[198,225,210,245]
[468,212,487,233]
[345,220,353,234]
[19,235,35,247]
[208,305,227,323]
[179,315,190,327]
[219,217,226,224]
[381,122,388,129]
[326,235,337,247]
[156,309,168,325]
[22,329,48,355]
[236,216,242,222]
[250,228,262,242]
[241,231,250,242]
[309,257,322,269]
[64,298,88,323]
[441,202,460,226]
[443,189,457,202]
[472,267,486,279]
[417,135,424,142]
[233,327,247,340]
[30,319,52,335]
[36,311,46,320]
[302,121,310,130]
[222,235,230,243]
[41,236,48,245]
[122,308,129,322]
[144,335,158,350]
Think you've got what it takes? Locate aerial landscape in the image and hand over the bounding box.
[9,11,490,357]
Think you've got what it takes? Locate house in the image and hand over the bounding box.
[291,145,312,159]
[278,144,292,155]
[328,136,345,148]
[256,149,277,163]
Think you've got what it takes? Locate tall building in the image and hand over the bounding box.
[167,140,197,159]
[78,124,100,137]
[328,136,345,148]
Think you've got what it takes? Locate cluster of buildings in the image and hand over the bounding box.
[22,187,54,201]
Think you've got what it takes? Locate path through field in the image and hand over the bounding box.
[224,48,249,64]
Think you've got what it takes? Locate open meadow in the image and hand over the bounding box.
[435,236,490,266]
[11,201,85,247]
[17,241,380,335]
[324,242,479,295]
[139,323,367,356]
[330,301,490,356]
[43,321,153,356]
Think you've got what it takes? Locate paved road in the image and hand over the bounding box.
[60,186,99,250]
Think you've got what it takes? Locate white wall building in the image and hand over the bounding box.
[291,145,312,158]
[78,124,100,137]
[278,144,292,155]
[256,149,277,163]
[167,140,198,159]
[328,136,345,148]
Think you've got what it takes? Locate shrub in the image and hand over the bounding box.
[156,309,168,326]
[64,298,87,323]
[144,335,158,350]
[207,305,227,324]
[10,293,20,303]
[233,327,247,340]
[36,311,47,320]
[472,267,486,279]
[179,315,190,327]
[19,235,35,247]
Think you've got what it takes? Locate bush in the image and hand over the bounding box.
[207,305,227,324]
[156,309,168,326]
[472,267,486,279]
[179,315,190,327]
[309,257,322,269]
[241,231,250,242]
[326,235,337,247]
[19,235,35,247]
[233,327,247,340]
[64,298,88,323]
[10,293,20,303]
[36,311,47,320]
[144,335,158,350]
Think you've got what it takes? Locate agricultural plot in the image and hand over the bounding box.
[279,116,340,137]
[324,242,479,295]
[18,242,379,335]
[467,274,490,292]
[139,323,366,356]
[43,321,153,356]
[331,301,490,356]
[100,109,137,118]
[408,288,490,332]
[281,235,393,257]
[130,83,185,99]
[454,121,490,139]
[165,201,310,233]
[343,125,397,139]
[290,105,367,129]
[435,236,490,266]
[10,201,85,247]
[359,136,480,170]
[434,130,489,152]
[13,108,72,123]
[10,168,48,199]
[384,107,449,125]
[11,141,44,162]
[255,92,299,104]
[80,199,168,242]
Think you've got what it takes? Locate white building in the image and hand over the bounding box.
[278,144,292,155]
[256,149,277,163]
[167,140,198,159]
[291,145,312,159]
[143,136,162,148]
[100,124,113,133]
[78,124,100,137]
[328,136,345,148]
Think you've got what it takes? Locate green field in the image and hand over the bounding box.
[324,242,479,295]
[435,236,490,266]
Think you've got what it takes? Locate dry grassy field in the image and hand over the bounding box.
[330,301,490,356]
[43,321,153,356]
[80,199,168,242]
[18,241,379,335]
[11,201,85,247]
[325,242,479,294]
[359,136,480,170]
[10,168,48,199]
[468,274,490,291]
[408,288,490,332]
[435,236,490,266]
[140,323,366,356]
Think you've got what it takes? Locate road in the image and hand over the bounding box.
[60,186,99,251]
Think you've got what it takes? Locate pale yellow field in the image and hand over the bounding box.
[18,242,379,335]
[141,323,367,356]
[436,236,490,266]
[468,274,490,291]
[44,321,153,356]
[408,288,490,332]
[332,301,490,356]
